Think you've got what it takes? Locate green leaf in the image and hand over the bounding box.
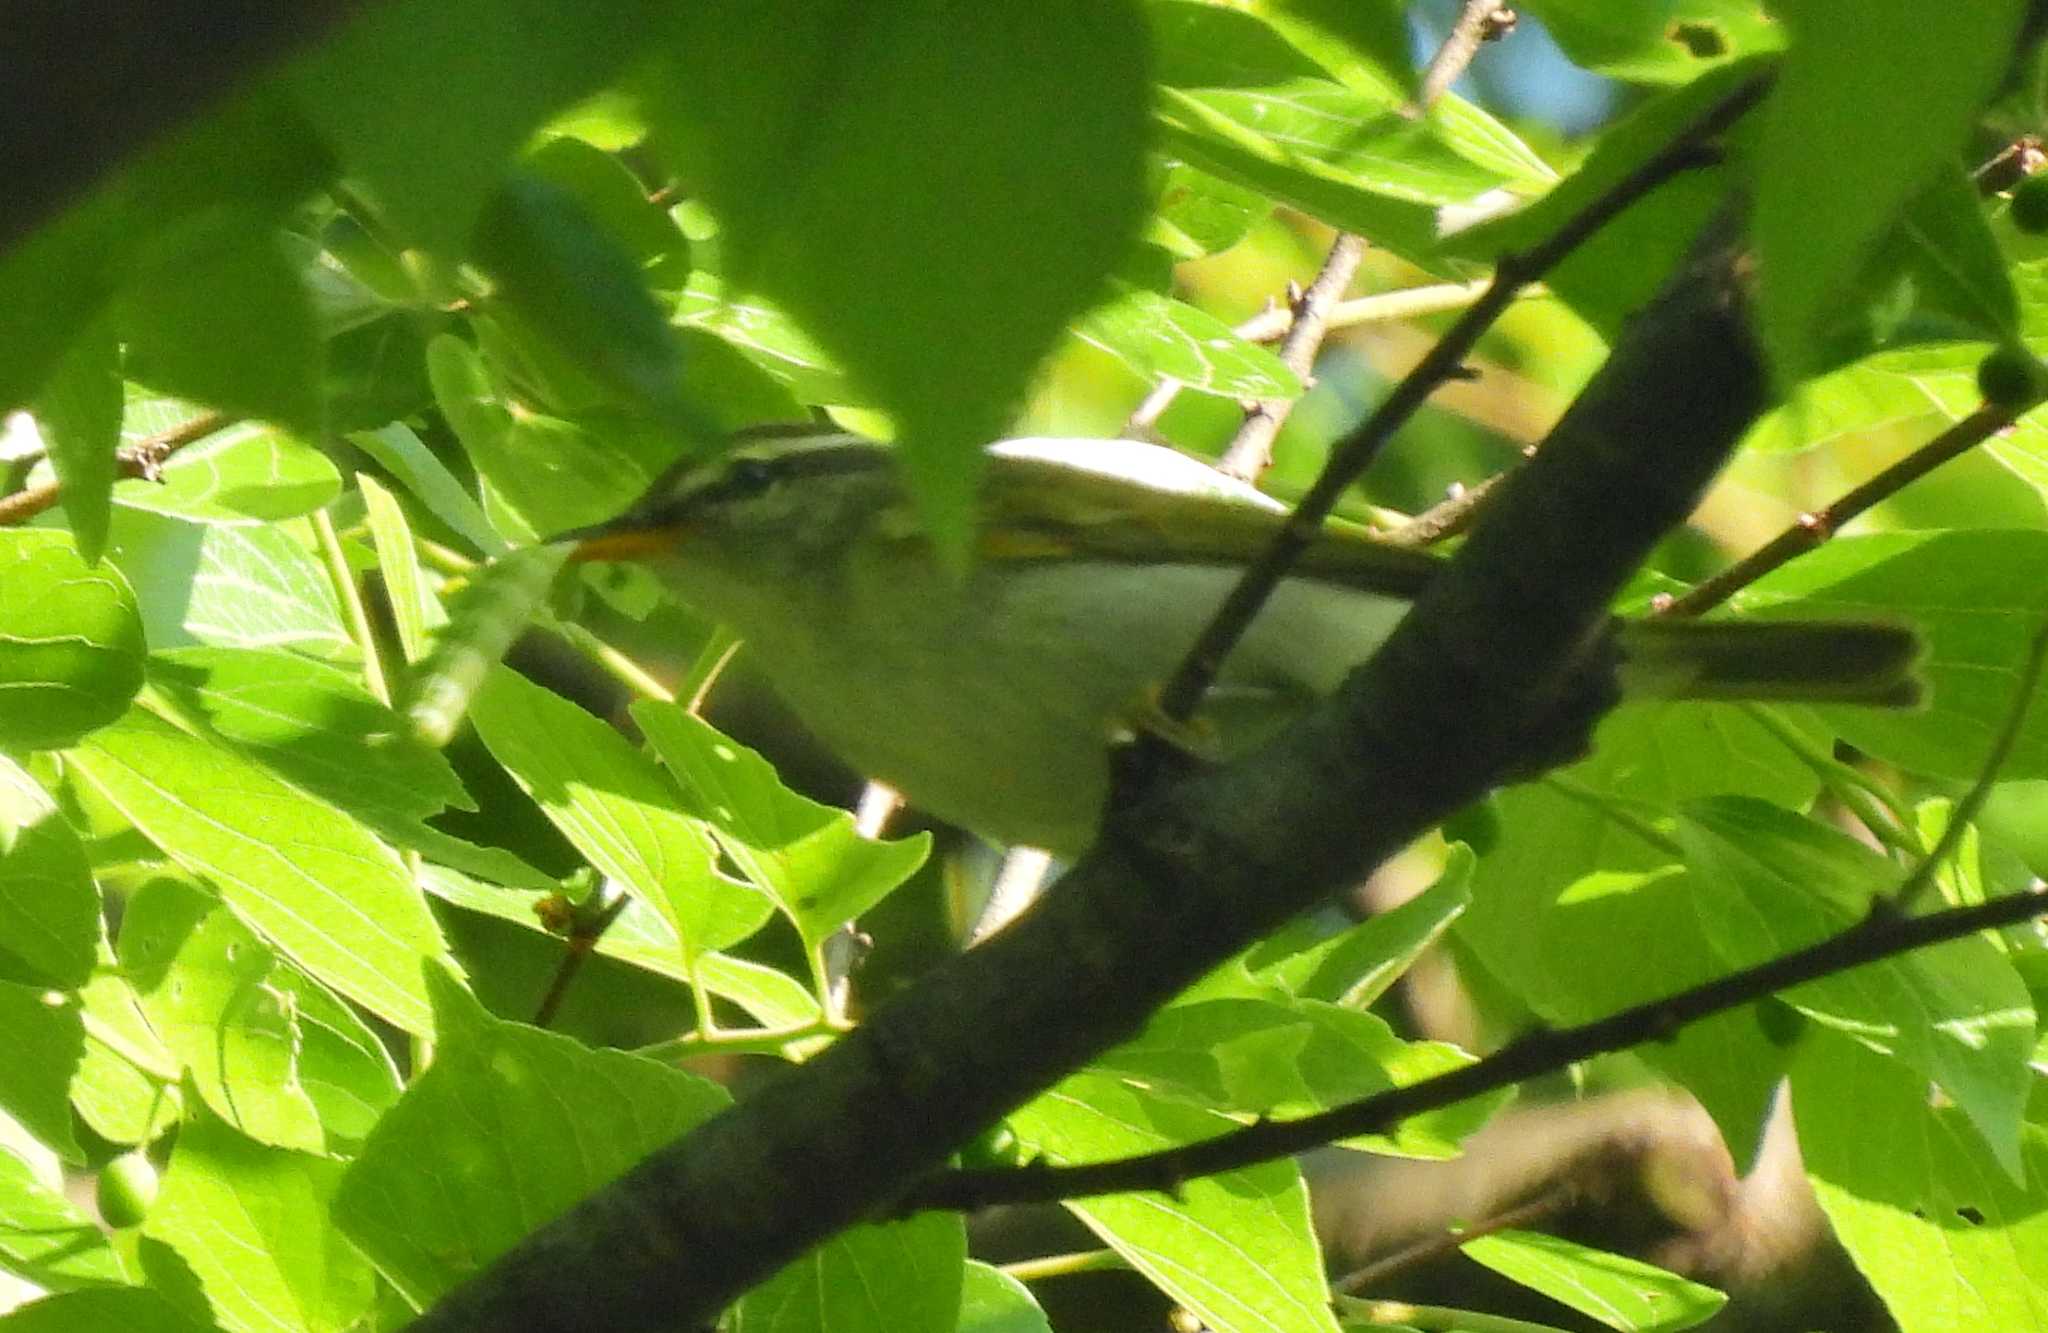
[68,710,455,1034]
[1246,0,1415,98]
[1462,1230,1727,1332]
[1458,704,1820,1162]
[1444,59,1761,337]
[522,136,690,297]
[471,173,692,426]
[0,755,98,989]
[735,1215,965,1333]
[1151,162,1273,259]
[345,422,507,557]
[1247,845,1472,1006]
[1007,1072,1340,1333]
[0,195,122,419]
[671,274,866,408]
[0,1144,128,1292]
[139,1107,372,1333]
[0,1288,216,1333]
[1867,166,2020,348]
[426,335,667,539]
[1732,531,2048,780]
[290,0,660,254]
[959,1262,1053,1333]
[268,964,401,1152]
[1095,996,1502,1159]
[633,702,929,951]
[113,424,341,525]
[68,955,180,1150]
[107,512,352,658]
[0,983,83,1165]
[1676,797,2035,1172]
[1794,1033,2048,1332]
[1521,0,1784,83]
[1749,0,2026,385]
[357,473,442,663]
[31,321,122,562]
[147,645,473,837]
[118,217,322,436]
[116,878,325,1154]
[419,864,822,1029]
[465,669,772,959]
[646,1,1152,558]
[1072,283,1303,401]
[1171,82,1506,206]
[0,530,146,752]
[333,969,729,1308]
[1155,88,1446,270]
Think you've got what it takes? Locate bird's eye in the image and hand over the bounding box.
[721,456,778,498]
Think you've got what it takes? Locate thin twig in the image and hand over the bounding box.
[1000,1249,1129,1283]
[1657,402,2027,618]
[314,507,393,707]
[0,410,229,526]
[1330,1183,1575,1296]
[1235,280,1540,344]
[1123,281,1530,442]
[900,885,2047,1210]
[1150,77,1767,729]
[1217,233,1369,481]
[1413,0,1517,114]
[1383,470,1508,546]
[533,883,632,1029]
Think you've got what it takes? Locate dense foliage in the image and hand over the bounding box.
[4,3,2048,1331]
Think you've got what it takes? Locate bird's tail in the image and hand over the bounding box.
[1615,618,1922,706]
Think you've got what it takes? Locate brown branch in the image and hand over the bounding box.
[1655,401,2025,618]
[417,181,1776,1333]
[1383,468,1509,547]
[1149,75,1767,729]
[1216,233,1369,481]
[901,887,2048,1210]
[531,883,630,1029]
[1413,0,1518,114]
[0,411,229,526]
[1330,1183,1576,1296]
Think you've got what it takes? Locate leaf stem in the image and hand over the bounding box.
[1738,703,1918,855]
[1000,1249,1128,1282]
[1336,1298,1567,1333]
[314,505,393,707]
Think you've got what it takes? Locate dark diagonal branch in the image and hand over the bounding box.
[1657,399,2032,617]
[903,888,2048,1209]
[418,181,1778,1333]
[1149,75,1767,730]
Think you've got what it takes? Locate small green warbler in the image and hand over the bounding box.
[567,429,1917,855]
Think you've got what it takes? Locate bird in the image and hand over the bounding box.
[563,428,1918,856]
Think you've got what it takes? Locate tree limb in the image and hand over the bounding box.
[417,195,1774,1332]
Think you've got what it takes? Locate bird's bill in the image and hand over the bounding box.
[559,526,684,563]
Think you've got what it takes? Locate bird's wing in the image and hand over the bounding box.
[975,443,1446,600]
